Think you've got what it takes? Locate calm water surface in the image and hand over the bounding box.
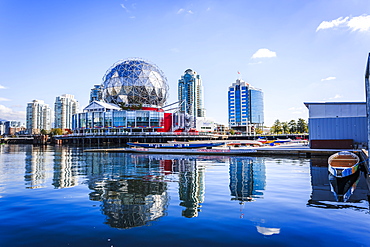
[0,145,369,247]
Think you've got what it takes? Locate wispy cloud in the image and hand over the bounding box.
[0,97,10,101]
[121,4,129,12]
[316,14,370,32]
[321,76,336,81]
[251,48,277,59]
[120,3,135,18]
[177,8,194,15]
[0,85,6,89]
[329,94,343,100]
[248,61,263,65]
[0,105,25,121]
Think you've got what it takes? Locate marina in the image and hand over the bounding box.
[83,142,355,157]
[0,144,369,247]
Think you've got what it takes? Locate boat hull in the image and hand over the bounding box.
[126,142,225,149]
[328,151,360,178]
[124,147,257,155]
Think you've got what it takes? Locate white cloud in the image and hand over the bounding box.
[121,4,129,12]
[0,105,25,120]
[347,15,370,32]
[316,14,370,32]
[248,61,263,65]
[329,94,343,100]
[251,48,277,59]
[321,76,336,81]
[0,85,6,89]
[0,97,10,101]
[177,8,194,15]
[316,17,349,31]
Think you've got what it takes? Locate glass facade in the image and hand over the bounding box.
[178,69,205,117]
[228,79,264,129]
[72,110,165,131]
[250,89,264,125]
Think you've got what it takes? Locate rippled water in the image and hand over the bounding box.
[0,145,369,247]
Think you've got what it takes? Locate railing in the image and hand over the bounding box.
[55,132,214,138]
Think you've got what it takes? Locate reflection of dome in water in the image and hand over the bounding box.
[89,179,168,229]
[102,58,169,106]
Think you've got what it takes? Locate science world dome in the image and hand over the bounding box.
[102,58,169,107]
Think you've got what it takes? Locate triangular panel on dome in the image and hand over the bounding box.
[123,86,133,94]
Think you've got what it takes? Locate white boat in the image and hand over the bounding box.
[328,151,360,178]
[124,147,257,155]
[127,141,225,149]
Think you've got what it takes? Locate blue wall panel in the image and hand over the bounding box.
[308,117,367,144]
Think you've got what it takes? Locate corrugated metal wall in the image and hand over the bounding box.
[308,117,367,144]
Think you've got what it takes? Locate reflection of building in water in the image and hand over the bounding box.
[52,147,79,188]
[24,146,53,189]
[131,154,220,218]
[176,159,205,218]
[1,145,35,195]
[308,159,368,207]
[86,153,168,229]
[229,157,266,202]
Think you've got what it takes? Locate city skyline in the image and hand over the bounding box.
[0,0,369,126]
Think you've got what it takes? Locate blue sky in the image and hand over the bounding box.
[0,0,369,126]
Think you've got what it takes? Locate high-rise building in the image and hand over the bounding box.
[178,69,205,117]
[26,99,51,134]
[90,85,102,103]
[228,79,264,131]
[54,94,79,130]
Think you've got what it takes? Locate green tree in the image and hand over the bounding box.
[229,129,235,135]
[282,121,289,134]
[40,129,48,135]
[297,118,308,133]
[270,119,282,134]
[50,128,63,136]
[255,128,263,134]
[288,120,297,134]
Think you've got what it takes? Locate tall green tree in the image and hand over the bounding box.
[288,120,297,133]
[270,119,282,134]
[282,121,289,134]
[297,118,308,133]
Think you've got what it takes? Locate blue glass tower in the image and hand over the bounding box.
[178,69,205,117]
[228,79,264,131]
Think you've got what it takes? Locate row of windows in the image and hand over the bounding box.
[73,111,164,129]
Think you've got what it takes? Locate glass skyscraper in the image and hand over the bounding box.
[178,69,205,117]
[89,85,102,103]
[228,79,264,131]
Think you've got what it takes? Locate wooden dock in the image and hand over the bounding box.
[83,143,347,157]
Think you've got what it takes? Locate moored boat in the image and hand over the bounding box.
[126,141,225,149]
[328,151,360,178]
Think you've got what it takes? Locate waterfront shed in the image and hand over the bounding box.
[304,102,367,149]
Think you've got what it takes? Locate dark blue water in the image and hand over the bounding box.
[0,145,369,247]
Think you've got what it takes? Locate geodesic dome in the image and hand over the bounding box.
[102,58,169,107]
